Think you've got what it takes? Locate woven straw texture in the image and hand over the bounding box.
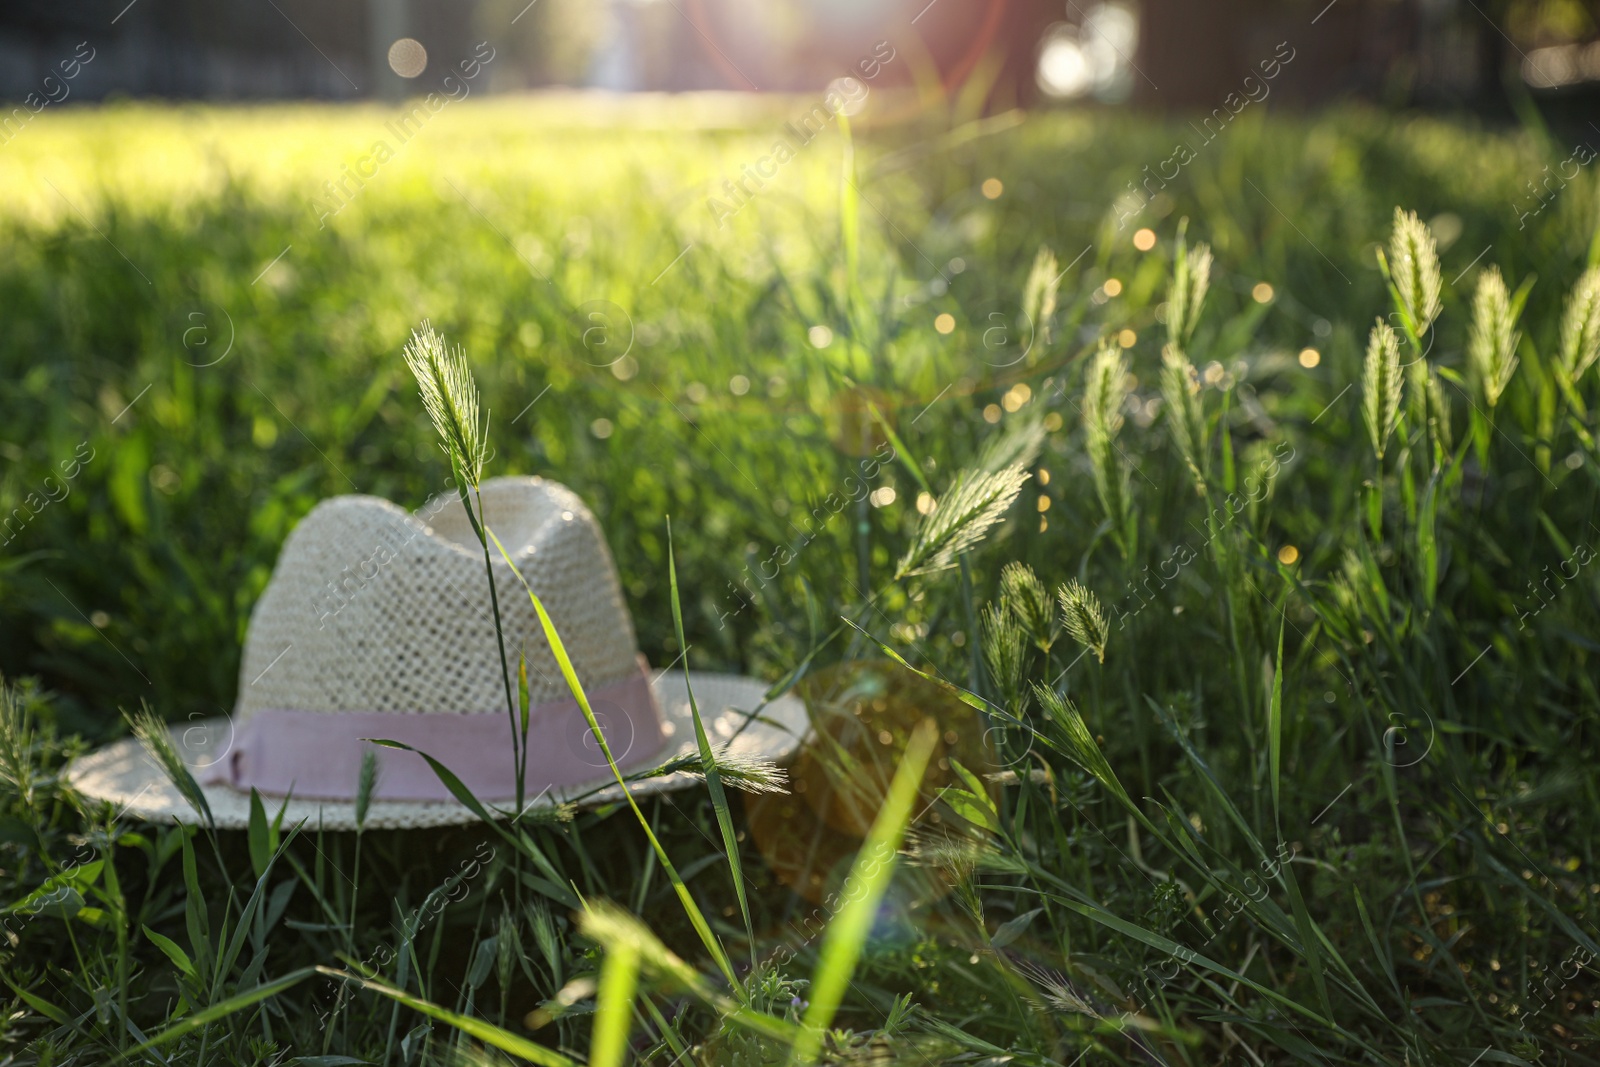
[238,476,641,720]
[67,672,809,829]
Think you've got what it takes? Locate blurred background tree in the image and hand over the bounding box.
[476,0,607,89]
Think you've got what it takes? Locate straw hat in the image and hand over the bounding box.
[68,476,808,829]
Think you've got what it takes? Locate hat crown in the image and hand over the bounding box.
[235,476,641,721]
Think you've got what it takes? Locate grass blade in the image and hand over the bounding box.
[178,828,212,979]
[1352,885,1403,1005]
[791,718,939,1065]
[667,520,756,969]
[118,966,321,1062]
[841,618,993,716]
[0,969,70,1025]
[1049,894,1334,1029]
[866,399,932,497]
[590,938,640,1067]
[580,902,797,1042]
[216,822,301,988]
[487,528,741,993]
[247,788,271,881]
[361,738,577,907]
[314,967,579,1067]
[1268,612,1285,828]
[142,924,197,982]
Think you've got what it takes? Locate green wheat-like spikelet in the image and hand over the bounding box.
[700,747,789,795]
[1057,579,1110,663]
[1160,345,1207,494]
[1167,234,1213,351]
[1427,368,1453,455]
[1013,958,1102,1019]
[127,702,213,828]
[495,907,520,1005]
[526,899,563,979]
[999,561,1057,653]
[1031,684,1129,806]
[355,747,378,830]
[0,680,37,808]
[1362,318,1403,460]
[1022,245,1060,347]
[981,602,1030,713]
[1388,207,1442,338]
[1468,265,1520,408]
[1559,266,1600,385]
[403,319,486,486]
[897,464,1031,577]
[1082,340,1131,529]
[657,746,789,795]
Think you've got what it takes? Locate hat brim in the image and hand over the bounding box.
[66,671,809,830]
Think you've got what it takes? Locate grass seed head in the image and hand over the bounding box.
[495,907,520,994]
[1362,318,1403,460]
[1083,341,1131,528]
[1389,207,1442,337]
[1559,266,1600,384]
[1057,579,1110,663]
[354,747,378,830]
[1469,265,1520,408]
[1160,346,1207,494]
[1030,684,1128,805]
[1022,245,1060,347]
[1011,958,1102,1019]
[526,899,562,978]
[127,702,213,828]
[402,320,486,488]
[999,562,1056,653]
[981,602,1031,713]
[700,746,790,795]
[898,464,1031,577]
[1168,237,1213,350]
[0,680,39,809]
[1427,368,1453,455]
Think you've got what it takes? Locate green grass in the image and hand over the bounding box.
[2,95,1600,1063]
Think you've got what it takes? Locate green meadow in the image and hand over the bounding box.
[1,95,1600,1063]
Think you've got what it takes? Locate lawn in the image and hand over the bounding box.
[1,94,1599,1063]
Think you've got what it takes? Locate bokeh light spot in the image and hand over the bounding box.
[387,38,427,78]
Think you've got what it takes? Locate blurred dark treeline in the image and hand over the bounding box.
[0,0,1597,117]
[995,0,1600,113]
